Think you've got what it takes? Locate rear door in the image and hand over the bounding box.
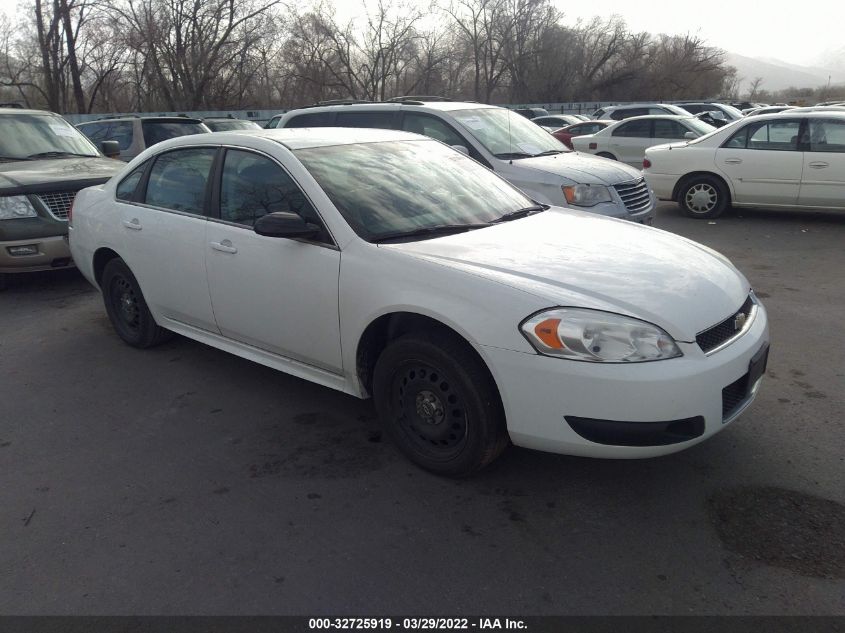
[115,146,218,331]
[609,119,652,165]
[715,118,804,205]
[798,118,845,209]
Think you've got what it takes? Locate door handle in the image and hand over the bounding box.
[122,218,142,230]
[210,240,237,254]
[724,158,742,164]
[808,162,829,169]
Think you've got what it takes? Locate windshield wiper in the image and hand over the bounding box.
[27,151,97,159]
[532,149,566,157]
[494,151,533,160]
[372,223,493,243]
[492,204,547,223]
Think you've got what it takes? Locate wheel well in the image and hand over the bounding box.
[92,248,121,287]
[356,312,491,398]
[673,171,732,203]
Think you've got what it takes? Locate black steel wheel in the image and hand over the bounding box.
[101,258,172,348]
[373,331,508,476]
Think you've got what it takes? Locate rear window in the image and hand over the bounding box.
[141,121,207,147]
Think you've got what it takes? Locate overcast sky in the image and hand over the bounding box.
[2,0,842,67]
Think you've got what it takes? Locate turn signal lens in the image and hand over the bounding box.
[534,318,564,349]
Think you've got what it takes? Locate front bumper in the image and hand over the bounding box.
[0,234,74,273]
[481,302,769,458]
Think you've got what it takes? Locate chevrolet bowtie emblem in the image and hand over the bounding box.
[734,312,747,331]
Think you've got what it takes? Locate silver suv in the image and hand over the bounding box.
[275,100,655,223]
[76,116,210,161]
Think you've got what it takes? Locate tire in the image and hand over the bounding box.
[678,175,730,219]
[101,258,172,348]
[0,273,7,291]
[596,152,616,160]
[372,331,509,476]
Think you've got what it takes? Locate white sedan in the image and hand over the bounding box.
[645,111,845,218]
[69,128,769,475]
[572,115,716,167]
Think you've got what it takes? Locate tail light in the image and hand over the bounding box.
[643,158,652,169]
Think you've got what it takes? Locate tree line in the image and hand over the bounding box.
[0,0,740,114]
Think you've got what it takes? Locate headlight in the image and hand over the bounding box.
[562,184,612,207]
[0,196,38,220]
[521,308,682,362]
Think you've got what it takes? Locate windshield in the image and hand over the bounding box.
[685,118,717,135]
[719,104,744,120]
[205,119,261,132]
[685,117,744,145]
[450,108,569,158]
[0,113,98,160]
[295,140,535,242]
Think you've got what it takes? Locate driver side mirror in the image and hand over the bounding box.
[100,140,121,159]
[684,131,697,140]
[254,212,321,240]
[450,145,470,156]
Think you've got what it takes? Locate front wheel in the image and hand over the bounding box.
[678,176,729,219]
[372,332,509,476]
[101,258,172,348]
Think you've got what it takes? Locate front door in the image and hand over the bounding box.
[204,148,343,373]
[716,118,804,205]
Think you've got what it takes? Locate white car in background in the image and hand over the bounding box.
[571,115,715,167]
[644,111,845,218]
[69,128,768,475]
[591,103,691,120]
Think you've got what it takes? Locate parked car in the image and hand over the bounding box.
[531,114,587,131]
[514,107,549,119]
[675,102,744,122]
[644,111,845,218]
[744,105,795,117]
[591,103,691,120]
[552,120,613,149]
[203,118,262,132]
[0,108,124,289]
[69,128,769,475]
[276,100,655,223]
[571,115,716,167]
[76,116,211,161]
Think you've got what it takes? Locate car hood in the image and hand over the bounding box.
[0,156,123,194]
[383,209,749,341]
[514,151,642,185]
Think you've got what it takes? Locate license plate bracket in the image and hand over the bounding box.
[746,343,769,396]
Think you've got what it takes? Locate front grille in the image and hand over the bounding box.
[697,295,755,354]
[36,191,77,220]
[722,372,749,419]
[613,178,651,213]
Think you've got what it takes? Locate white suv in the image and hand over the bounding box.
[275,100,655,223]
[592,103,692,120]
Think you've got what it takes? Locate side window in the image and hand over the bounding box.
[402,113,465,146]
[108,121,134,151]
[78,122,106,141]
[116,164,147,201]
[681,104,703,114]
[724,126,749,149]
[285,112,335,128]
[747,119,801,151]
[219,149,321,232]
[335,111,396,129]
[653,119,688,139]
[612,120,651,137]
[144,148,216,214]
[809,119,845,153]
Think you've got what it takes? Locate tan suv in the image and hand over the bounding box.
[76,116,210,161]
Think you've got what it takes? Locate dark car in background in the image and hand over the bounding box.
[0,108,123,289]
[76,116,210,161]
[203,118,262,132]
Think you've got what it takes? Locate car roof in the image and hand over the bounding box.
[286,101,494,116]
[157,127,426,151]
[0,107,63,117]
[78,116,204,124]
[608,114,698,122]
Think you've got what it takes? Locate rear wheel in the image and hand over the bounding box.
[101,258,171,348]
[372,332,508,476]
[678,175,729,219]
